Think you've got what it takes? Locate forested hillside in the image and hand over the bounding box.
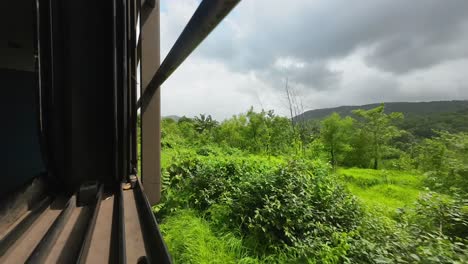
[297,100,468,138]
[153,104,468,263]
[299,100,468,120]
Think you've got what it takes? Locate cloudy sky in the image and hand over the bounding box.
[160,0,468,120]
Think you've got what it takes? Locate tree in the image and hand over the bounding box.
[320,113,354,169]
[269,114,294,155]
[214,108,293,155]
[215,114,248,149]
[352,105,403,169]
[245,108,270,153]
[193,114,218,134]
[416,131,468,193]
[284,78,311,154]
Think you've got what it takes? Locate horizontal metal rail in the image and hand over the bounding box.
[114,184,126,264]
[25,195,76,264]
[76,185,104,264]
[137,0,241,112]
[134,179,171,263]
[0,196,52,256]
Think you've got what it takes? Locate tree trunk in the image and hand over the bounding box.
[331,148,336,170]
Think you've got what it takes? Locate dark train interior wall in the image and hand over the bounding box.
[1,0,117,200]
[58,0,115,189]
[0,1,45,198]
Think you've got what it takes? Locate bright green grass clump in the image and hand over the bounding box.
[339,168,424,188]
[160,210,260,264]
[161,148,177,169]
[339,168,426,217]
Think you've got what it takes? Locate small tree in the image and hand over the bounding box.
[320,113,354,169]
[353,105,403,169]
[193,114,218,134]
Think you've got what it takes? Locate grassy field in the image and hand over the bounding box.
[337,168,426,217]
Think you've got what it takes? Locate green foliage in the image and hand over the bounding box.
[304,138,328,162]
[340,181,468,263]
[405,192,468,239]
[317,105,412,170]
[158,152,364,261]
[299,100,468,138]
[229,160,361,250]
[159,152,468,263]
[215,108,294,155]
[339,168,425,217]
[161,108,294,156]
[352,105,403,169]
[320,113,354,168]
[348,208,468,263]
[160,209,260,264]
[342,129,373,168]
[157,104,468,263]
[416,132,468,193]
[340,168,424,189]
[400,108,468,138]
[156,150,285,217]
[193,114,218,134]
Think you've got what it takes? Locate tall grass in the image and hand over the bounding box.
[339,168,426,217]
[160,209,260,264]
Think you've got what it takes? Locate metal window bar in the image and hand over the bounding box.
[137,0,241,112]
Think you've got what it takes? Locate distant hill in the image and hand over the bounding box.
[297,100,468,138]
[298,100,468,121]
[163,115,182,121]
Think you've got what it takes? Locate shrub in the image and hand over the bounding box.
[158,153,363,261]
[406,192,468,239]
[229,160,362,250]
[156,151,285,217]
[416,132,468,193]
[346,193,468,263]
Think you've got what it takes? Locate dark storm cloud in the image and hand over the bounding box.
[199,0,468,88]
[259,61,342,91]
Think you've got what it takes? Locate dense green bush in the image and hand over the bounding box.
[158,152,367,261]
[347,194,468,263]
[416,132,468,193]
[156,150,285,217]
[405,192,468,239]
[228,160,361,250]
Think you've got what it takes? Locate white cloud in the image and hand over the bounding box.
[274,57,306,70]
[161,57,281,120]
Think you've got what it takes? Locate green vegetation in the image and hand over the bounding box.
[352,106,403,169]
[154,104,468,263]
[417,131,468,193]
[160,210,257,264]
[299,100,468,138]
[320,113,353,169]
[338,168,425,217]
